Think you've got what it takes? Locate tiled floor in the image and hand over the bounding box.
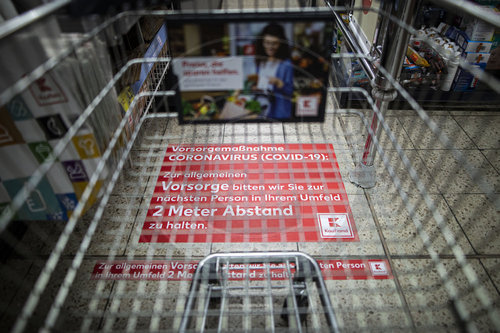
[3,106,497,332]
[1,1,499,332]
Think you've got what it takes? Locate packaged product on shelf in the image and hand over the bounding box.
[455,30,493,53]
[0,34,122,221]
[402,41,445,88]
[452,46,489,91]
[418,21,496,92]
[435,23,460,41]
[486,31,500,70]
[452,63,487,91]
[400,63,424,86]
[120,23,168,136]
[462,52,491,64]
[347,60,370,88]
[463,6,497,41]
[407,46,430,67]
[440,45,461,91]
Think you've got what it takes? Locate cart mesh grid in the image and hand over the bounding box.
[0,0,499,332]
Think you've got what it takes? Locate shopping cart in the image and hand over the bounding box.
[0,0,499,332]
[179,252,339,332]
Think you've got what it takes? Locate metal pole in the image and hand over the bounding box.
[350,0,421,188]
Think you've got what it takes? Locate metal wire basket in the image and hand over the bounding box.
[179,252,339,332]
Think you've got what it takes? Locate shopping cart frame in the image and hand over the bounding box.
[179,251,339,332]
[0,1,499,332]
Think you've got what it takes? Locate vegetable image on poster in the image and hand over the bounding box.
[140,144,358,243]
[167,17,333,123]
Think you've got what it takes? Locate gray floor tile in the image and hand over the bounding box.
[369,192,473,256]
[326,279,411,332]
[453,116,500,149]
[341,114,416,151]
[335,150,366,195]
[98,279,187,331]
[55,260,115,331]
[399,115,476,150]
[444,194,500,255]
[113,152,161,197]
[283,114,348,146]
[482,149,500,173]
[82,195,144,256]
[365,149,440,195]
[133,116,169,150]
[223,123,285,144]
[481,258,500,290]
[222,0,269,9]
[164,120,225,145]
[393,258,499,332]
[417,149,500,194]
[384,109,451,117]
[449,110,498,116]
[0,259,33,331]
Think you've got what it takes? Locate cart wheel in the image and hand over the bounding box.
[280,288,309,326]
[206,261,222,307]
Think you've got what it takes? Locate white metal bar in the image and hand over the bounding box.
[243,263,251,332]
[217,260,229,332]
[430,0,500,29]
[264,262,276,332]
[285,259,303,333]
[0,0,71,39]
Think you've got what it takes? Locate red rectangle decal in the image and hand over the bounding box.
[91,259,392,280]
[140,144,358,243]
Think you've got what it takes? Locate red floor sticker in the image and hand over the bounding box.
[140,144,358,243]
[91,260,392,280]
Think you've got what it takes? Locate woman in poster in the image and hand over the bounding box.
[254,24,294,119]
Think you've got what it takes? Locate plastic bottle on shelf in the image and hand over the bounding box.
[433,37,446,50]
[410,29,426,51]
[412,40,422,51]
[416,29,426,39]
[441,46,460,91]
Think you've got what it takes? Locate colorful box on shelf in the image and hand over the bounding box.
[452,48,489,92]
[0,71,105,221]
[122,23,168,138]
[486,31,500,70]
[461,51,491,63]
[464,19,495,42]
[436,23,460,41]
[463,5,497,41]
[452,63,487,91]
[131,23,168,95]
[455,30,493,54]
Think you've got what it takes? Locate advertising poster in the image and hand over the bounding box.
[140,144,358,243]
[167,17,333,123]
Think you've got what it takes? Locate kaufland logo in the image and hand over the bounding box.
[369,262,388,276]
[296,96,318,116]
[317,213,354,238]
